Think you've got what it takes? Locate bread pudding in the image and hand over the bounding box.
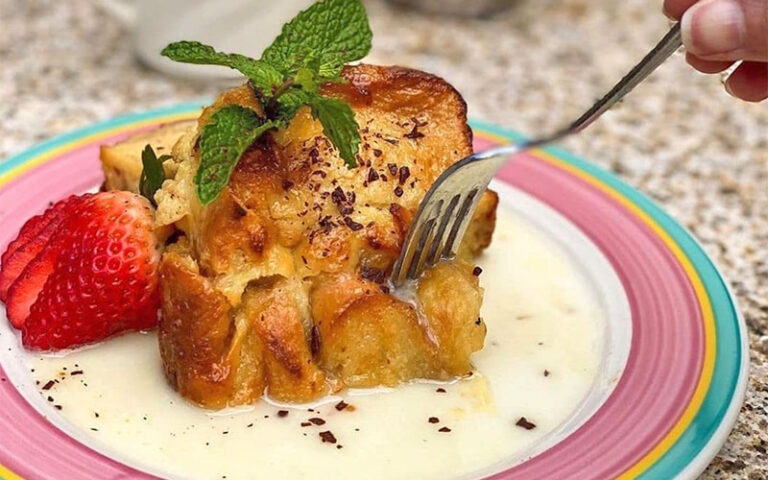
[101,65,498,408]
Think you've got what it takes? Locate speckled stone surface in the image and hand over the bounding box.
[0,0,766,478]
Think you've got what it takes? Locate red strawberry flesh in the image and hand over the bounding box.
[0,197,78,301]
[20,191,161,350]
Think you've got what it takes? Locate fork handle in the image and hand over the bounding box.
[475,22,683,163]
[566,22,682,135]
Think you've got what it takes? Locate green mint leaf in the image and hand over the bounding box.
[196,106,276,205]
[309,95,360,168]
[162,41,283,96]
[139,145,169,206]
[261,0,372,79]
[275,88,315,123]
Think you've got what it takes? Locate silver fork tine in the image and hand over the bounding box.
[425,194,462,266]
[443,188,482,258]
[408,217,438,280]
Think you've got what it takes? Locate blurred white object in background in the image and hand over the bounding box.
[93,0,314,79]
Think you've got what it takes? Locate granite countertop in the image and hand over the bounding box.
[0,0,766,477]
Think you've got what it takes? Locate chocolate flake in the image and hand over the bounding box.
[367,169,380,183]
[475,318,482,325]
[436,388,446,393]
[308,417,326,426]
[394,186,403,197]
[472,266,483,276]
[277,410,289,418]
[310,325,321,357]
[438,427,451,433]
[301,422,313,427]
[516,417,537,430]
[428,417,439,424]
[319,431,337,444]
[373,149,383,158]
[360,266,386,284]
[334,401,349,411]
[70,370,84,376]
[404,125,425,139]
[344,217,364,231]
[42,380,55,390]
[387,163,398,176]
[398,166,410,185]
[544,370,550,377]
[54,405,63,410]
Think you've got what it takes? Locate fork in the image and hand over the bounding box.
[390,23,682,287]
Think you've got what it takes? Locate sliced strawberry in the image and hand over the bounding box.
[21,191,161,350]
[5,246,58,328]
[0,197,79,301]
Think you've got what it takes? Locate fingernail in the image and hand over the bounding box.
[681,0,746,55]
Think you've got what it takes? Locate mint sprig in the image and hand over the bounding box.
[139,145,170,206]
[159,0,372,205]
[196,106,276,205]
[308,96,361,167]
[261,0,372,78]
[161,42,283,96]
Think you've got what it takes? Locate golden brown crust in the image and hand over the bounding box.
[157,64,496,407]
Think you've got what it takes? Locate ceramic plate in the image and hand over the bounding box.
[0,104,748,480]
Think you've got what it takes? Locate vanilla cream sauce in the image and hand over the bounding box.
[25,209,603,480]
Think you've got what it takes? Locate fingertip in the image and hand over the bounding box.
[725,62,768,102]
[686,52,734,74]
[681,0,746,57]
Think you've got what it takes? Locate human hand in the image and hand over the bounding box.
[664,0,768,102]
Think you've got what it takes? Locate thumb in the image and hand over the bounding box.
[680,0,768,62]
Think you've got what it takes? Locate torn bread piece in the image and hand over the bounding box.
[100,120,196,193]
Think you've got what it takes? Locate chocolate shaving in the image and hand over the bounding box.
[70,370,83,376]
[436,388,446,393]
[367,169,380,183]
[310,325,321,357]
[438,426,451,432]
[472,266,483,276]
[544,370,550,377]
[334,401,349,411]
[277,410,289,418]
[319,431,337,444]
[360,266,386,284]
[344,217,364,231]
[404,125,425,139]
[301,422,312,427]
[428,417,439,424]
[308,417,326,426]
[373,149,383,157]
[394,186,403,197]
[42,380,55,391]
[387,163,398,176]
[516,417,537,430]
[398,166,410,185]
